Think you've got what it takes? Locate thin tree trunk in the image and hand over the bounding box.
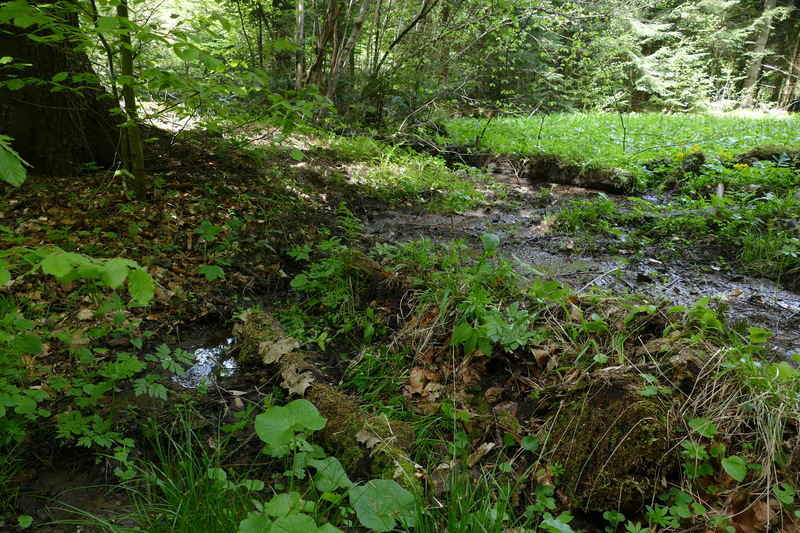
[373,0,439,76]
[742,0,778,107]
[295,0,305,87]
[325,0,370,101]
[781,19,800,106]
[117,0,146,201]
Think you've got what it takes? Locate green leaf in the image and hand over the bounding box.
[95,15,118,33]
[272,513,318,533]
[309,456,354,492]
[197,264,225,282]
[6,79,25,91]
[0,268,10,286]
[173,44,201,62]
[290,148,304,161]
[521,434,539,452]
[480,232,500,253]
[17,333,42,355]
[540,517,577,533]
[254,399,327,456]
[101,258,130,289]
[13,14,35,28]
[237,513,272,533]
[41,252,74,278]
[688,418,718,438]
[721,455,747,482]
[127,269,154,304]
[350,479,417,532]
[0,139,28,186]
[51,71,68,83]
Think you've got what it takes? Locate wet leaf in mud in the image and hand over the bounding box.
[355,429,382,449]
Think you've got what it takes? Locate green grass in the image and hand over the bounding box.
[446,112,800,171]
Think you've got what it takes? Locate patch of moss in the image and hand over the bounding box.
[542,376,676,512]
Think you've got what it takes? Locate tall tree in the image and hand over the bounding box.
[0,0,118,176]
[742,0,779,107]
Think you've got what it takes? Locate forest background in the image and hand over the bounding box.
[3,0,800,183]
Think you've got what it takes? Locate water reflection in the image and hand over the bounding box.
[174,336,237,388]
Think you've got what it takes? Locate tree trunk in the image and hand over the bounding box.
[117,0,146,201]
[0,1,118,176]
[742,0,778,107]
[780,18,800,106]
[325,0,370,102]
[295,0,305,87]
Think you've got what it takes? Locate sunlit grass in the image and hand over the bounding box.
[446,112,800,170]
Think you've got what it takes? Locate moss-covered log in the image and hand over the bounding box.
[233,308,420,490]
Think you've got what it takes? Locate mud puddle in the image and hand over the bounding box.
[362,183,800,360]
[175,332,238,388]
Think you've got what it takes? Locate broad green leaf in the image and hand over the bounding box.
[265,492,307,517]
[350,479,417,532]
[271,513,318,533]
[51,71,68,83]
[95,15,118,33]
[12,318,34,330]
[17,333,42,355]
[41,252,75,278]
[0,268,10,286]
[237,513,272,533]
[290,148,304,161]
[101,258,130,289]
[309,456,354,492]
[521,434,539,452]
[480,232,500,253]
[721,455,747,482]
[0,142,28,186]
[173,44,200,62]
[541,517,577,533]
[197,264,225,281]
[127,269,154,303]
[74,263,103,280]
[254,399,327,455]
[13,14,35,28]
[6,79,25,91]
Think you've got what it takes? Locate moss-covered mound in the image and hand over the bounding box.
[542,373,675,512]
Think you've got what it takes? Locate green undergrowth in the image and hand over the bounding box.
[445,112,800,178]
[277,208,800,531]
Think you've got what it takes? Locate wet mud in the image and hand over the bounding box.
[361,181,800,361]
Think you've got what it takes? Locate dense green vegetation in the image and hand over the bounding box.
[2,0,800,531]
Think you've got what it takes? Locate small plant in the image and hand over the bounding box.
[241,399,418,532]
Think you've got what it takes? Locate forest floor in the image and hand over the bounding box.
[2,128,799,532]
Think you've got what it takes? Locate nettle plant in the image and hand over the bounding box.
[238,399,417,533]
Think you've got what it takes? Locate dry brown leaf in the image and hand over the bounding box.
[355,429,382,449]
[280,365,314,396]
